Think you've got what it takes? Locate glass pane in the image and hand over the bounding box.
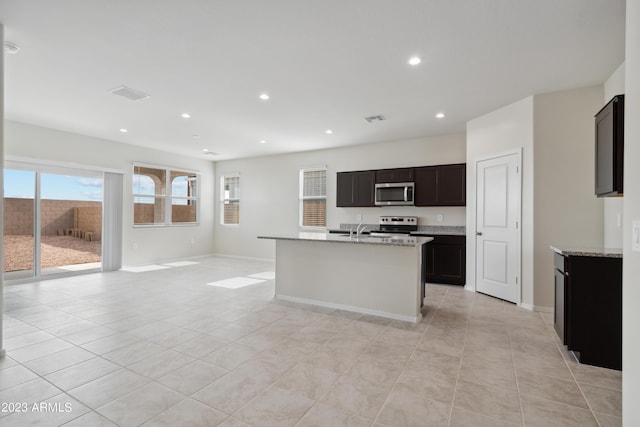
[223,200,240,224]
[4,169,35,278]
[133,166,166,196]
[171,171,197,198]
[40,173,103,276]
[303,169,326,197]
[172,199,197,223]
[224,176,240,199]
[376,186,406,202]
[134,196,166,225]
[303,199,326,227]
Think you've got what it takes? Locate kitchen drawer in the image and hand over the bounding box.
[553,252,565,271]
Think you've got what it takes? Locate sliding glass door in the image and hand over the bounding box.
[3,164,104,280]
[3,169,36,279]
[39,172,103,275]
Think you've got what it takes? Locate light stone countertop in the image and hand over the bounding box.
[258,232,433,248]
[550,245,623,258]
[338,224,466,236]
[412,226,466,236]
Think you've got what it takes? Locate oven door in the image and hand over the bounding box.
[374,182,414,206]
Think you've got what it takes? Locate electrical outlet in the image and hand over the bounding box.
[133,243,138,250]
[356,213,362,222]
[633,220,640,252]
[190,237,196,245]
[436,214,443,222]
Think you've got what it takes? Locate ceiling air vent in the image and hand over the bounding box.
[110,86,150,101]
[364,114,386,123]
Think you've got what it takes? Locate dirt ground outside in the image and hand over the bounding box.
[4,235,101,272]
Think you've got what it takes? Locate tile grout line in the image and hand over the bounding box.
[195,311,341,426]
[543,314,605,427]
[509,310,528,427]
[445,289,472,427]
[367,300,437,426]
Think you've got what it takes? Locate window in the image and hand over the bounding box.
[300,168,326,228]
[133,164,198,225]
[221,175,240,225]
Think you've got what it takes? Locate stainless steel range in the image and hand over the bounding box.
[369,216,418,237]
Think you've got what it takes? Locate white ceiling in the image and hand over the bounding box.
[0,0,626,161]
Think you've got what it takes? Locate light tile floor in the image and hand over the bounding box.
[0,256,622,426]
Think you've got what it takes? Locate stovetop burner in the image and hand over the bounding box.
[376,216,418,235]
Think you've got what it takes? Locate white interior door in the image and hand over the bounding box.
[476,153,521,303]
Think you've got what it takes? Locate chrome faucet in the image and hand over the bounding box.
[348,224,367,238]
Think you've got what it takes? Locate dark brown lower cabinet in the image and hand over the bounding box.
[423,235,466,285]
[553,252,622,370]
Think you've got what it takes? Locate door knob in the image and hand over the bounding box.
[476,232,482,236]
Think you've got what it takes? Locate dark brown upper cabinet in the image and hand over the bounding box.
[415,163,466,206]
[336,170,376,207]
[375,167,414,183]
[595,94,624,197]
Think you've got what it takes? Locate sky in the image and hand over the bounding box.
[4,169,103,201]
[5,170,192,202]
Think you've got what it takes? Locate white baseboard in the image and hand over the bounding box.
[275,294,421,323]
[518,303,553,313]
[212,253,275,263]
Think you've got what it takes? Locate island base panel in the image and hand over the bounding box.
[274,240,423,322]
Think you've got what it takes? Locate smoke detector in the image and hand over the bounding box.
[364,114,386,123]
[110,86,150,101]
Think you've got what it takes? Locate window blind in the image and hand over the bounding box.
[300,169,326,228]
[222,175,240,225]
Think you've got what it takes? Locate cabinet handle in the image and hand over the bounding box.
[476,232,482,236]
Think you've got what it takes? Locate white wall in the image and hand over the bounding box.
[623,1,640,424]
[1,23,6,355]
[532,86,604,309]
[4,121,216,266]
[603,62,625,249]
[466,87,605,311]
[466,97,535,308]
[214,133,467,259]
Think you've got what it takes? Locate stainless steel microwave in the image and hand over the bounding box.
[374,182,415,206]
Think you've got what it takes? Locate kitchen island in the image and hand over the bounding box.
[258,232,433,322]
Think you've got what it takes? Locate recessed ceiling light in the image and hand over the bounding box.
[119,128,128,133]
[435,112,445,119]
[203,148,210,153]
[181,113,191,119]
[259,93,270,100]
[259,140,267,144]
[192,134,201,139]
[4,42,20,54]
[408,56,421,66]
[325,129,333,135]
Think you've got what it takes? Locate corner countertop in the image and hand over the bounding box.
[550,245,623,259]
[258,232,433,247]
